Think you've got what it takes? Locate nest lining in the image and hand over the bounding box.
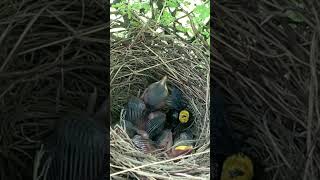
[110,32,210,179]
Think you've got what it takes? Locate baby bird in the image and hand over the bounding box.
[167,87,188,111]
[168,129,194,158]
[123,119,149,139]
[141,76,169,110]
[132,135,156,154]
[221,153,253,180]
[213,86,254,180]
[166,87,192,132]
[155,129,173,151]
[178,110,190,124]
[125,96,146,125]
[124,97,166,140]
[41,94,107,180]
[144,111,166,139]
[130,112,165,154]
[124,97,148,138]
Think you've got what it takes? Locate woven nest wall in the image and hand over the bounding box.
[110,32,210,179]
[213,1,320,179]
[0,1,107,179]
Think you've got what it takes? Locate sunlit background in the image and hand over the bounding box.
[110,0,209,45]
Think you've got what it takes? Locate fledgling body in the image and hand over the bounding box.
[144,111,166,139]
[213,87,254,180]
[167,129,194,158]
[43,94,107,180]
[123,97,149,138]
[166,87,192,132]
[155,129,173,150]
[132,135,157,154]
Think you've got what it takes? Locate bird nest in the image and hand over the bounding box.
[110,32,210,179]
[213,1,320,179]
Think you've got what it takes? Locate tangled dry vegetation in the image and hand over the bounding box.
[110,24,210,179]
[213,1,320,179]
[0,0,107,179]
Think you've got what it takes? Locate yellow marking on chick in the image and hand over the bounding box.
[174,145,193,151]
[221,153,253,180]
[179,110,189,123]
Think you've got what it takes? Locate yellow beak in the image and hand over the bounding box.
[179,110,190,123]
[174,145,193,151]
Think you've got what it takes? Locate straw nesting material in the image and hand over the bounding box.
[1,0,107,179]
[110,32,210,179]
[213,1,320,179]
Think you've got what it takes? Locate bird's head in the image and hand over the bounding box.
[159,75,167,86]
[156,76,168,95]
[168,145,193,158]
[221,153,254,180]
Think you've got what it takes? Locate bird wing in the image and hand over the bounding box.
[44,115,106,180]
[125,97,146,125]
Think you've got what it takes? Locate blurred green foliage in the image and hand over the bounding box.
[111,0,210,46]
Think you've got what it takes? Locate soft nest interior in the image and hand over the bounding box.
[110,38,210,179]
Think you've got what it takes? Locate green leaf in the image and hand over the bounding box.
[127,5,132,19]
[201,29,209,38]
[131,20,140,27]
[141,3,150,12]
[183,1,191,6]
[191,4,209,27]
[160,11,174,26]
[187,28,194,36]
[112,2,126,10]
[193,4,210,21]
[131,3,142,11]
[176,25,189,33]
[112,2,128,16]
[166,0,178,8]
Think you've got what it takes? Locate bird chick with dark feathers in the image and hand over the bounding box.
[124,96,166,140]
[213,86,254,180]
[154,128,194,158]
[144,111,166,139]
[168,129,194,158]
[124,76,194,157]
[123,96,149,138]
[40,90,107,180]
[141,75,169,110]
[166,87,192,133]
[125,76,169,138]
